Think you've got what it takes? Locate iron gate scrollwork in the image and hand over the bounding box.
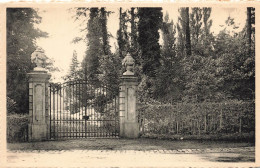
[49,80,119,139]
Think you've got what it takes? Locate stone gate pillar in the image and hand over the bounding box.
[28,48,51,141]
[119,53,139,138]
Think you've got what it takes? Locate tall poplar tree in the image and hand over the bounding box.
[117,8,129,59]
[185,8,191,56]
[82,8,102,81]
[99,8,121,91]
[247,7,255,56]
[100,7,111,56]
[190,7,203,55]
[202,7,213,56]
[177,7,191,57]
[137,8,163,78]
[129,8,139,63]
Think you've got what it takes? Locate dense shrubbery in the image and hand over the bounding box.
[138,100,254,136]
[7,114,29,142]
[7,97,17,114]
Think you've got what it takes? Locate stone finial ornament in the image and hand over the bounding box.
[122,53,135,75]
[31,47,48,71]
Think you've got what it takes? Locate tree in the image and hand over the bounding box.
[155,12,184,102]
[182,54,221,102]
[214,15,255,100]
[190,8,203,55]
[245,7,255,99]
[100,8,112,56]
[117,8,129,59]
[99,8,120,92]
[201,7,213,56]
[247,7,255,56]
[64,50,81,81]
[82,8,102,81]
[136,8,163,101]
[137,8,163,78]
[185,8,191,56]
[161,12,176,62]
[129,8,139,63]
[177,7,191,57]
[179,7,222,102]
[190,8,202,44]
[202,8,212,38]
[7,8,48,113]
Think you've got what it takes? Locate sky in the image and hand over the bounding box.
[35,7,246,82]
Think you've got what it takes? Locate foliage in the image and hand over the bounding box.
[190,7,202,47]
[63,8,120,118]
[117,8,130,59]
[99,53,121,93]
[98,8,120,92]
[7,97,17,114]
[129,8,139,63]
[7,8,48,114]
[74,7,119,88]
[153,12,183,102]
[213,16,255,100]
[138,100,254,135]
[82,8,102,81]
[100,8,111,56]
[68,7,255,137]
[7,114,29,142]
[137,8,163,78]
[64,50,81,81]
[177,8,191,57]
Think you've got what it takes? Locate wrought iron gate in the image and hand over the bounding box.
[49,80,119,139]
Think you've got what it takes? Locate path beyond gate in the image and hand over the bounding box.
[49,80,119,139]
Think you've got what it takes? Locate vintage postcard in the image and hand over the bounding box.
[0,1,259,167]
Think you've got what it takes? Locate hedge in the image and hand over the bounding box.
[7,114,29,142]
[137,100,255,136]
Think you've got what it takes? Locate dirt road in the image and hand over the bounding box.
[3,138,255,167]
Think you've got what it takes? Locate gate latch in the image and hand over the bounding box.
[83,115,89,120]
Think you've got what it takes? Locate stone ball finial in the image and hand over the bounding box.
[31,47,48,71]
[122,53,135,75]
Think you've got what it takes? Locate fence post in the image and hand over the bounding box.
[239,117,242,133]
[119,53,139,138]
[220,108,223,130]
[204,115,207,133]
[28,48,51,141]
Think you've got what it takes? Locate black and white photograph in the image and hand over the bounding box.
[1,2,258,167]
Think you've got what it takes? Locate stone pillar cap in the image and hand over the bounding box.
[122,53,135,76]
[31,47,48,72]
